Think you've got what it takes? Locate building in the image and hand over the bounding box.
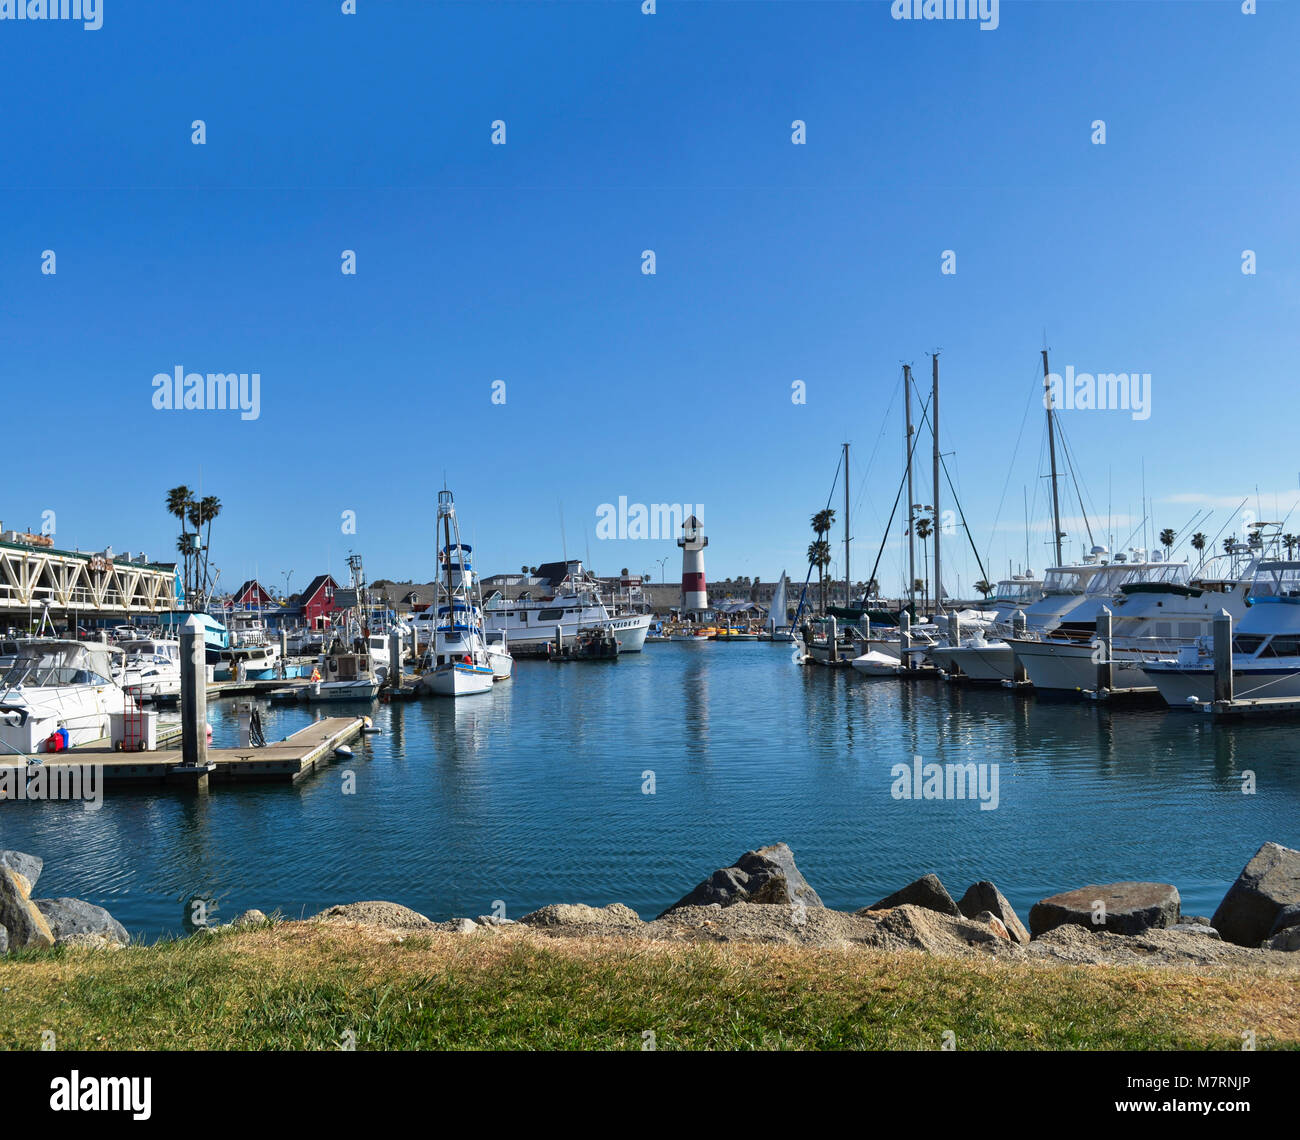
[296,574,341,629]
[231,579,276,609]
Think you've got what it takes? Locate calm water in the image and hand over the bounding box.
[2,644,1297,941]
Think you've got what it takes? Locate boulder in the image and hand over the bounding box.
[0,866,55,950]
[1029,882,1180,938]
[1268,902,1300,938]
[0,925,6,954]
[1211,843,1300,947]
[59,932,125,951]
[860,873,960,918]
[313,901,435,932]
[957,880,1030,943]
[1169,923,1221,940]
[520,903,643,933]
[230,909,268,927]
[33,898,130,948]
[1263,926,1300,952]
[0,851,42,891]
[658,843,823,917]
[454,918,480,934]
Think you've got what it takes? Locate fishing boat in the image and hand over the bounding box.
[479,562,651,654]
[416,490,503,697]
[1145,560,1300,705]
[210,643,282,681]
[548,625,620,661]
[302,646,383,702]
[0,639,127,754]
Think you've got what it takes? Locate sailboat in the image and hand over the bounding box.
[764,572,794,641]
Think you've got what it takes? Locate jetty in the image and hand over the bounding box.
[2,717,364,789]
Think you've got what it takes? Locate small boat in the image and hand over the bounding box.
[117,637,183,700]
[301,650,382,702]
[549,625,619,661]
[850,649,906,676]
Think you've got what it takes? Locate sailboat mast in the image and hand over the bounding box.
[931,352,941,614]
[843,441,850,607]
[903,364,916,611]
[1042,349,1064,566]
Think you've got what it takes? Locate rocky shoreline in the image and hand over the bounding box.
[3,841,1299,970]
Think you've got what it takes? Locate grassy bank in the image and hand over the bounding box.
[1,922,1296,1050]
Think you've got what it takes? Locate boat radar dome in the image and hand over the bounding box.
[1090,545,1109,558]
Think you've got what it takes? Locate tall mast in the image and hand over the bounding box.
[903,365,916,611]
[1042,349,1063,566]
[931,352,942,614]
[843,441,850,606]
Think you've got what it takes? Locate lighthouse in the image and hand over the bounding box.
[677,514,709,617]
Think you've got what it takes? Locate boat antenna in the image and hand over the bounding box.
[931,352,942,613]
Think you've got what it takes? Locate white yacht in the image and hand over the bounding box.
[933,558,1111,682]
[479,561,651,654]
[0,640,127,755]
[118,637,183,700]
[1006,553,1257,694]
[1145,560,1300,705]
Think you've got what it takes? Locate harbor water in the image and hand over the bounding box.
[2,644,1297,941]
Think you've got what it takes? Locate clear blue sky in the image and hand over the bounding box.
[3,0,1297,598]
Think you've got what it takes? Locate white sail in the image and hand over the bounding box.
[769,572,788,631]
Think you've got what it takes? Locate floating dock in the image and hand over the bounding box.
[1,717,366,789]
[1198,695,1300,721]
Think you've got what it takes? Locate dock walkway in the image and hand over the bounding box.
[1,717,365,789]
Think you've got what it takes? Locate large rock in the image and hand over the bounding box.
[957,880,1030,944]
[1264,926,1300,952]
[1029,882,1180,938]
[0,866,55,950]
[519,903,642,932]
[0,851,42,891]
[658,843,823,917]
[313,901,435,932]
[0,924,7,954]
[34,898,130,948]
[1211,843,1300,947]
[860,873,960,918]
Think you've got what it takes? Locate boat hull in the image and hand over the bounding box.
[419,663,495,697]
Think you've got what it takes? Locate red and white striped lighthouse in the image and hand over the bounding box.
[677,515,708,616]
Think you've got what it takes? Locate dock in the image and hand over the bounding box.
[1198,696,1300,721]
[1,717,366,789]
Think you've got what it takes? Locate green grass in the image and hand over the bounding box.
[1,923,1296,1050]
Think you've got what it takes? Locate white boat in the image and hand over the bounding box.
[302,647,382,702]
[0,640,127,755]
[1145,560,1300,705]
[933,559,1111,681]
[1007,554,1255,693]
[210,643,281,681]
[479,561,651,654]
[850,649,906,676]
[766,572,794,640]
[118,637,183,700]
[416,490,505,698]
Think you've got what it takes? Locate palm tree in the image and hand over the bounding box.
[974,579,993,599]
[1284,534,1299,559]
[1159,527,1176,558]
[915,516,933,611]
[1223,535,1237,556]
[807,539,832,613]
[165,485,195,599]
[1190,532,1207,572]
[187,495,221,600]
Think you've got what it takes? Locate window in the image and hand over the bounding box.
[537,608,563,622]
[1234,635,1265,655]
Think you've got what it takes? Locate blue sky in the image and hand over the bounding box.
[2,0,1297,598]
